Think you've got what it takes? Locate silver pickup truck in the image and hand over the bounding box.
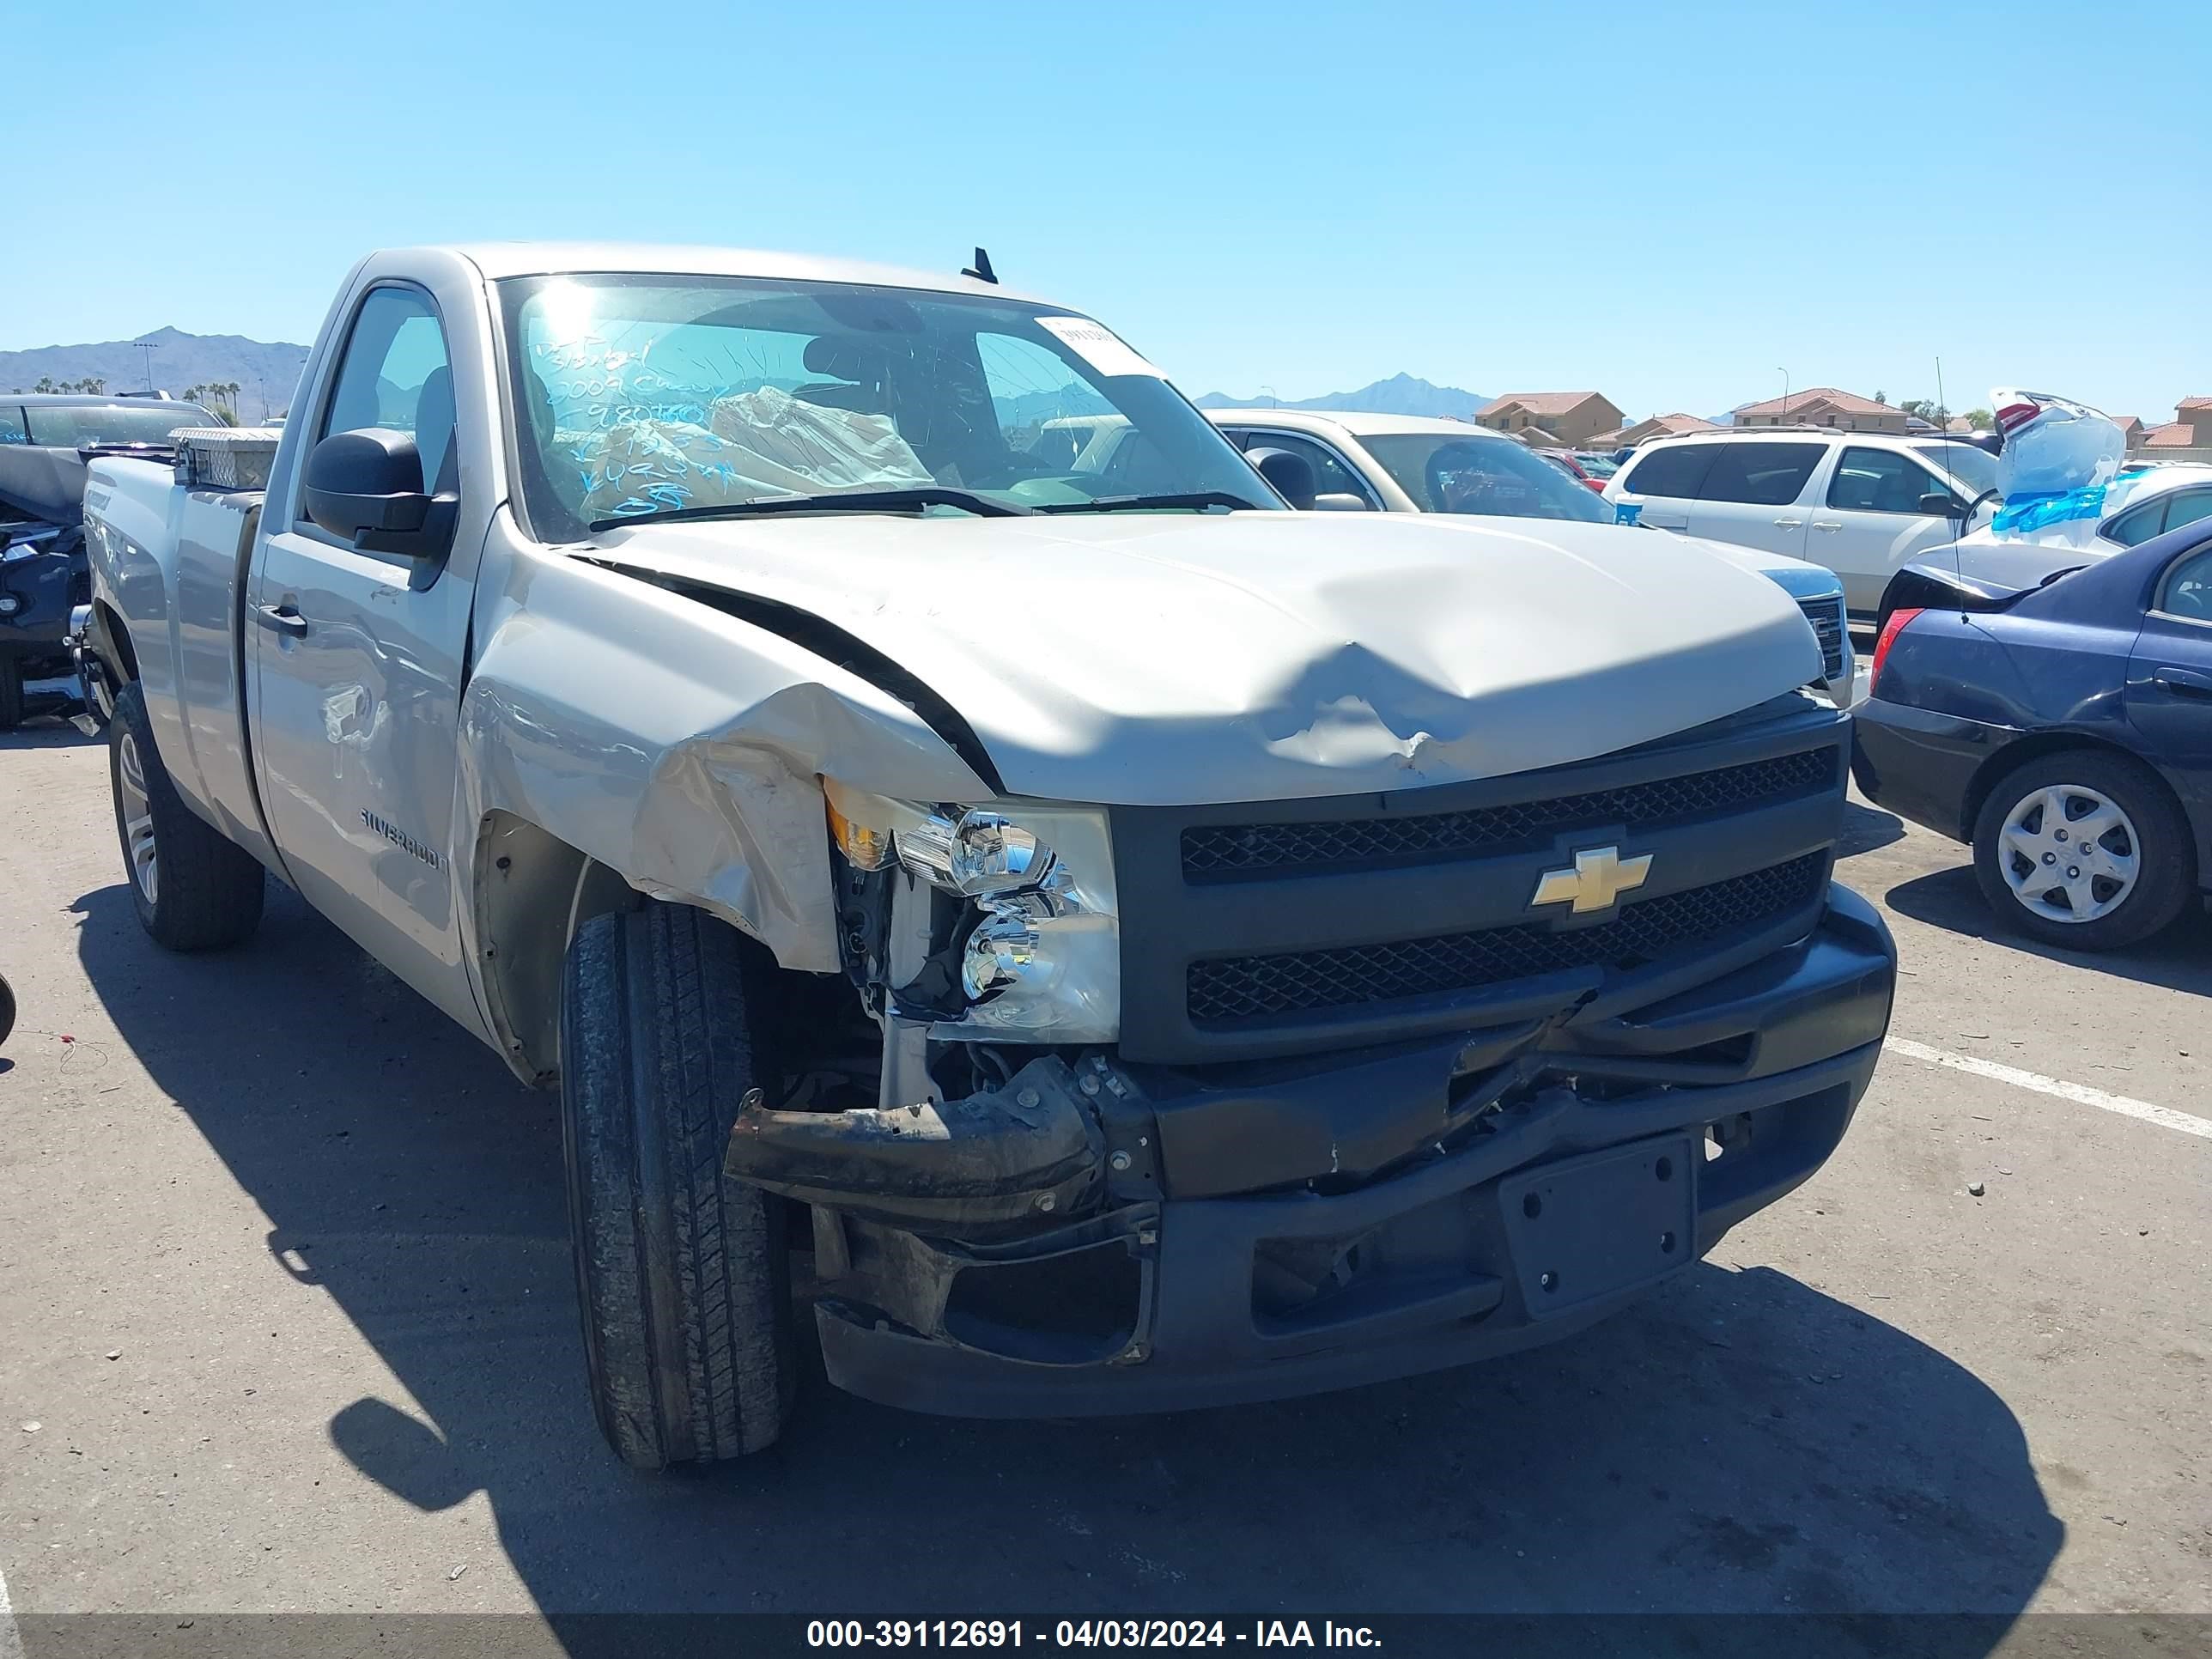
[81,244,1895,1468]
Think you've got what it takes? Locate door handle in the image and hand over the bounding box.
[1772,518,1803,528]
[254,602,308,635]
[2152,666,2212,698]
[1811,520,1843,532]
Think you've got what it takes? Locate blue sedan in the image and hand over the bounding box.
[1851,517,2212,950]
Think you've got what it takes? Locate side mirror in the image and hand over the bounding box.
[1312,491,1370,512]
[1246,447,1316,510]
[304,428,456,562]
[1917,492,1959,517]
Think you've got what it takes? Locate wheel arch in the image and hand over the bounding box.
[1963,732,2193,860]
[472,812,641,1085]
[93,599,138,682]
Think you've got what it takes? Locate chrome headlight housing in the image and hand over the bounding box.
[824,784,1120,1042]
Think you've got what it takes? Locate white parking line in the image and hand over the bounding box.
[1885,1037,2212,1141]
[0,1559,23,1659]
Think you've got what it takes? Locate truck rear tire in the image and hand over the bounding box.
[560,903,799,1468]
[0,657,23,729]
[109,681,265,951]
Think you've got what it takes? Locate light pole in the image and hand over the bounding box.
[134,341,160,392]
[1259,385,1278,409]
[1777,368,1789,425]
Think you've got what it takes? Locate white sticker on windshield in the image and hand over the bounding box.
[1037,316,1166,380]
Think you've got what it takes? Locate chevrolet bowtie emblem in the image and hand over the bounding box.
[1531,846,1653,914]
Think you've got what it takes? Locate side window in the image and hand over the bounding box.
[1620,441,1719,499]
[317,287,455,497]
[1825,446,1946,514]
[1240,431,1376,504]
[2157,545,2212,623]
[1701,442,1826,506]
[2105,499,2167,548]
[0,407,27,445]
[2162,490,2212,540]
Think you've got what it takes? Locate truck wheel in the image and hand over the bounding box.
[1971,749,2192,951]
[0,657,22,729]
[560,903,798,1468]
[109,682,265,951]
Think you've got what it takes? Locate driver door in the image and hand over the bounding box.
[250,270,494,1030]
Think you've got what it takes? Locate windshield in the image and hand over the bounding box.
[1916,441,1996,496]
[1573,453,1621,479]
[15,402,215,448]
[1360,433,1609,522]
[496,274,1276,541]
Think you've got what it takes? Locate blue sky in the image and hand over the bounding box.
[8,1,2208,422]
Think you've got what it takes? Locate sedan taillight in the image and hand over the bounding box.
[1869,607,1923,696]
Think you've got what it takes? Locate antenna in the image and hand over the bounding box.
[961,247,998,285]
[1934,356,1947,432]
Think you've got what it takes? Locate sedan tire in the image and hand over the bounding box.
[1971,749,2193,951]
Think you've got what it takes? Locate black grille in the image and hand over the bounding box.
[1797,596,1846,680]
[1187,853,1827,1028]
[1181,746,1836,880]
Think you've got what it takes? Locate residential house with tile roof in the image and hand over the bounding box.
[1731,387,1908,434]
[1475,391,1625,448]
[2138,398,2212,459]
[1590,411,1720,449]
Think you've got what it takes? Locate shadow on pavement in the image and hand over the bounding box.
[1886,865,2212,999]
[1838,799,1906,858]
[73,878,2061,1641]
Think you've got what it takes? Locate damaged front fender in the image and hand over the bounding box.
[456,526,997,984]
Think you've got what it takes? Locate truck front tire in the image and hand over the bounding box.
[109,682,265,951]
[560,903,799,1468]
[0,657,23,729]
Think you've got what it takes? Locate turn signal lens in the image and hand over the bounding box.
[826,798,891,871]
[1869,607,1923,696]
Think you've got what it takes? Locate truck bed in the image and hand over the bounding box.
[85,453,276,866]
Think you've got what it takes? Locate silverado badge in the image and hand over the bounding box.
[1530,845,1652,914]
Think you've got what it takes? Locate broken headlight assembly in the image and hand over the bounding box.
[825,783,1120,1043]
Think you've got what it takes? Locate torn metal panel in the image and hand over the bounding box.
[455,529,994,980]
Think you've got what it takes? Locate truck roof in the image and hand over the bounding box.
[435,242,1040,304]
[1205,408,1508,441]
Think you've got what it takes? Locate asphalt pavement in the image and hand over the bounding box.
[1,707,2206,1653]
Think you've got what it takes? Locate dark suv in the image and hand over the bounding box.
[0,394,214,725]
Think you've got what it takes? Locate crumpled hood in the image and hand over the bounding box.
[587,508,1820,805]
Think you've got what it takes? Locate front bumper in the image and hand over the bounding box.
[756,884,1896,1419]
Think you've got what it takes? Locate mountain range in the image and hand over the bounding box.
[2,330,1492,432]
[0,327,310,422]
[1194,373,1488,420]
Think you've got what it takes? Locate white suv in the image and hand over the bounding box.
[1602,428,2000,620]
